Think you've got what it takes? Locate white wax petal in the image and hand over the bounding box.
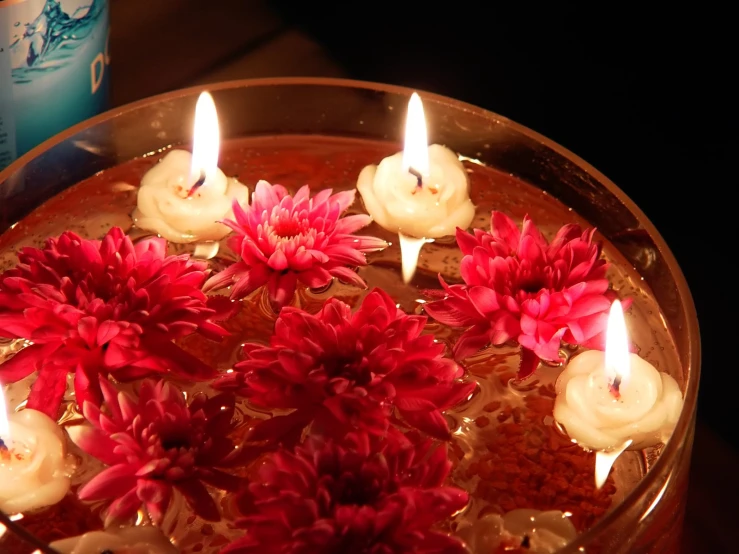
[456,513,505,553]
[457,510,576,554]
[530,528,573,552]
[555,349,599,391]
[356,144,474,238]
[660,374,684,441]
[554,350,684,451]
[51,526,178,554]
[134,150,249,243]
[502,509,577,553]
[553,398,618,449]
[0,409,73,514]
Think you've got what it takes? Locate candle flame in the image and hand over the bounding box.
[0,384,8,439]
[402,93,429,176]
[605,300,630,391]
[190,92,220,186]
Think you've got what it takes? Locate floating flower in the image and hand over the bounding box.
[215,288,474,442]
[0,228,227,417]
[425,212,622,378]
[203,181,387,310]
[221,431,468,554]
[71,379,240,524]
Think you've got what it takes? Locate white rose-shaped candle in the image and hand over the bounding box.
[0,387,74,514]
[554,300,683,487]
[51,526,178,554]
[357,92,475,282]
[457,509,577,554]
[133,92,248,243]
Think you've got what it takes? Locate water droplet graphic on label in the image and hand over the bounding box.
[10,0,107,81]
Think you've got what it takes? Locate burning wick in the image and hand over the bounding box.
[355,91,474,282]
[553,300,684,488]
[132,91,248,243]
[187,170,207,198]
[0,402,74,514]
[609,373,622,398]
[356,91,474,240]
[408,166,423,188]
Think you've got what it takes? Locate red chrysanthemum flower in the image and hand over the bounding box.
[0,227,227,417]
[215,288,474,443]
[221,431,468,554]
[72,378,240,524]
[425,212,624,378]
[203,181,387,310]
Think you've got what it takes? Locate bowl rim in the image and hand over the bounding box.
[0,77,700,551]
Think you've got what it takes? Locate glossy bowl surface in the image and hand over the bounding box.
[0,78,700,554]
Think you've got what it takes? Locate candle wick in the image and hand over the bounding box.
[0,509,63,554]
[408,167,423,188]
[610,374,622,399]
[187,170,207,198]
[521,534,531,549]
[0,437,6,451]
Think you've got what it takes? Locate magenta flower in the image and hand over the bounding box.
[203,181,387,310]
[73,379,240,524]
[221,431,468,554]
[0,228,227,417]
[425,212,623,378]
[215,288,474,442]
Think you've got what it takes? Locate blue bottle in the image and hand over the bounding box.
[0,0,110,170]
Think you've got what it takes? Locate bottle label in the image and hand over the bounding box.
[0,0,110,171]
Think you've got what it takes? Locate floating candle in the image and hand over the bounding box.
[133,92,248,243]
[357,92,474,282]
[457,509,577,554]
[0,387,74,514]
[554,301,683,453]
[51,526,178,554]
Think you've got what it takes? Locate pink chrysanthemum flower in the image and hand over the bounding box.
[73,379,240,524]
[0,228,227,417]
[425,212,624,378]
[215,288,474,442]
[221,431,468,554]
[203,181,387,310]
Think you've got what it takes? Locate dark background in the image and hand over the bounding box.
[109,0,737,546]
[267,2,738,447]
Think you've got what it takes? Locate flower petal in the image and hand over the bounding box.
[78,464,139,501]
[176,479,221,521]
[26,365,69,418]
[0,342,58,382]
